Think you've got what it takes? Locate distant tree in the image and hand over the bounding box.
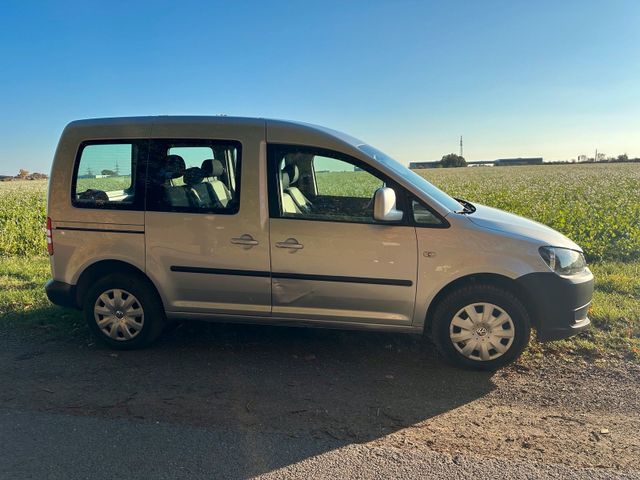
[440,153,467,168]
[617,154,629,162]
[18,169,29,179]
[101,169,116,176]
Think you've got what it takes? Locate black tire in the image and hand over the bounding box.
[83,273,166,350]
[431,284,531,370]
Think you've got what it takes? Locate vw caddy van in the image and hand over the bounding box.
[45,116,593,369]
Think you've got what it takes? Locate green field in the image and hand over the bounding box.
[1,163,639,360]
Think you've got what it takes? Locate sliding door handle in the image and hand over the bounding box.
[275,238,304,250]
[231,234,259,246]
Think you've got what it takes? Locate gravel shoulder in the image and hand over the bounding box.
[1,320,639,477]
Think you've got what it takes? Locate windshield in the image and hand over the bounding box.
[357,144,463,213]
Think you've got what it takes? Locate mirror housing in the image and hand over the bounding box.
[373,187,403,222]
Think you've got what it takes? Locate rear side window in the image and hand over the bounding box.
[72,141,147,210]
[146,139,241,214]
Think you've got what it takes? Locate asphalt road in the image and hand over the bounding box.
[1,408,635,480]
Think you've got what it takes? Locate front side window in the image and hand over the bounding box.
[269,145,401,224]
[72,141,145,209]
[146,140,241,214]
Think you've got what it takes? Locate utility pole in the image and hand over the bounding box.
[460,136,463,158]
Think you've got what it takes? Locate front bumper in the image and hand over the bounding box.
[516,270,594,341]
[44,279,78,309]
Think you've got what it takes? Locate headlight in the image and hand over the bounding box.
[539,246,587,276]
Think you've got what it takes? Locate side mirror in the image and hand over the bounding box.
[373,187,403,222]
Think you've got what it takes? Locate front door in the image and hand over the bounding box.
[267,145,418,325]
[145,130,271,316]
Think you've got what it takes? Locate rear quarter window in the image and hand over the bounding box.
[71,141,147,210]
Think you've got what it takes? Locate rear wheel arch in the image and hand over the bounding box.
[424,273,538,335]
[75,260,163,310]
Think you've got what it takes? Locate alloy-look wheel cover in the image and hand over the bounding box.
[449,302,515,361]
[94,288,144,341]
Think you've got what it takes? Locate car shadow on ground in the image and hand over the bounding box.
[1,311,496,478]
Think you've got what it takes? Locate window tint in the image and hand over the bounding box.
[72,142,143,209]
[269,145,397,224]
[146,140,241,214]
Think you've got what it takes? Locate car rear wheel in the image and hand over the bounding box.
[83,273,165,350]
[431,284,531,370]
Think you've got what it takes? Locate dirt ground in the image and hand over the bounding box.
[1,318,639,475]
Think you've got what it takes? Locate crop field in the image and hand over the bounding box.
[76,175,132,192]
[1,163,639,360]
[317,163,640,262]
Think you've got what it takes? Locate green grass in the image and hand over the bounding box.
[1,163,639,361]
[0,256,82,337]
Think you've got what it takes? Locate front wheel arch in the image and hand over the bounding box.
[424,273,538,336]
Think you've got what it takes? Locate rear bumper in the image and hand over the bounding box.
[44,279,78,309]
[516,270,594,342]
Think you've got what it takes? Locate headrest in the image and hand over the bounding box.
[201,159,224,177]
[183,167,204,186]
[164,155,186,179]
[281,164,299,188]
[284,152,308,166]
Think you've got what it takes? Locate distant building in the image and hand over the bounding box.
[409,161,441,169]
[78,174,109,179]
[493,157,543,167]
[410,157,543,169]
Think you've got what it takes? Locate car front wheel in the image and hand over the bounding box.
[431,284,531,370]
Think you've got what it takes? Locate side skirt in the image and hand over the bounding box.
[165,311,423,334]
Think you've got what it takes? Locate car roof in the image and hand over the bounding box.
[67,116,356,140]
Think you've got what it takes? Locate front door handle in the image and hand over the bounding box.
[231,234,259,246]
[275,238,304,250]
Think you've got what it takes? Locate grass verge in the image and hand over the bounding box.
[0,256,82,338]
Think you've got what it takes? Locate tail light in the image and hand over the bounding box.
[46,217,53,255]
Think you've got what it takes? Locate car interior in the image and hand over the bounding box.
[277,151,383,222]
[159,154,235,210]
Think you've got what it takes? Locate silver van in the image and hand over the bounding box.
[45,116,593,369]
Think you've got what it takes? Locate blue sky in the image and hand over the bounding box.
[1,0,639,174]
